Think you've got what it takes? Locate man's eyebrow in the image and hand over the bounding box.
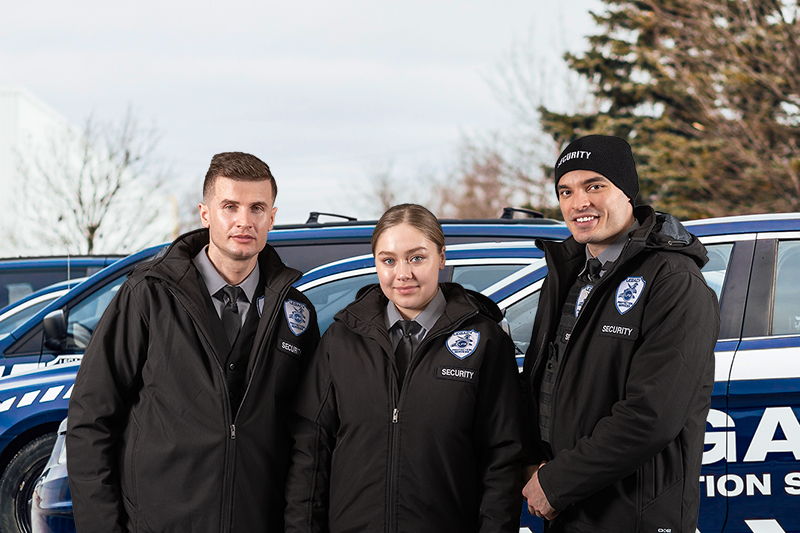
[583,176,607,184]
[559,176,608,190]
[217,198,270,207]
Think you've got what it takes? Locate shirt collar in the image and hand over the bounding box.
[192,246,260,302]
[385,288,446,334]
[585,219,641,266]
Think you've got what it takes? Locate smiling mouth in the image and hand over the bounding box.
[574,215,598,223]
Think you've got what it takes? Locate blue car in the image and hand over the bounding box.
[282,213,800,532]
[0,256,122,310]
[24,212,800,532]
[0,212,569,533]
[0,279,87,343]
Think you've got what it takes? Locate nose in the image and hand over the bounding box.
[396,259,412,280]
[235,210,254,228]
[570,189,591,211]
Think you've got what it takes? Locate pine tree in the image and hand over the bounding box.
[539,0,800,218]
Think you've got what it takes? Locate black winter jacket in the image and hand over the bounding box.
[285,282,523,533]
[522,206,719,533]
[66,229,320,533]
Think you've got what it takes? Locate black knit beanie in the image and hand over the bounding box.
[554,135,639,205]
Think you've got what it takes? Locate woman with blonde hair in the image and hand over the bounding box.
[285,203,523,532]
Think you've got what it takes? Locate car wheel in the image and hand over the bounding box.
[0,432,57,533]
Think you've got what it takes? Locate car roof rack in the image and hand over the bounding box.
[291,207,557,229]
[501,207,543,219]
[305,212,358,224]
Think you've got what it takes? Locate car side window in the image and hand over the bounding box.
[65,277,126,349]
[700,243,733,303]
[303,273,379,334]
[503,291,541,356]
[771,240,800,335]
[450,264,526,292]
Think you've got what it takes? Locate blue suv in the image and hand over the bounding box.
[0,212,569,533]
[28,212,800,532]
[0,256,122,310]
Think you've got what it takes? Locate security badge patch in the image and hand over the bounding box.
[283,299,310,336]
[615,276,645,315]
[446,330,480,360]
[576,285,593,317]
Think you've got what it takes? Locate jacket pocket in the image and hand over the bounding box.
[119,415,140,529]
[639,476,683,533]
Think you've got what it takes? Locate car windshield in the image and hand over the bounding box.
[0,296,61,339]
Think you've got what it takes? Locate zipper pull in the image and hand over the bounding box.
[230,424,237,440]
[392,408,398,423]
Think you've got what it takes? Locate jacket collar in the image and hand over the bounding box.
[137,229,301,294]
[336,282,501,350]
[132,229,302,356]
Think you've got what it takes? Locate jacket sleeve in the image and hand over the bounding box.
[519,275,552,466]
[538,270,719,512]
[285,330,340,533]
[65,281,149,533]
[475,327,525,533]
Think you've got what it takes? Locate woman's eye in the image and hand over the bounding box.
[383,258,395,266]
[410,256,425,263]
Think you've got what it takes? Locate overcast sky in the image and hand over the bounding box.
[2,1,600,224]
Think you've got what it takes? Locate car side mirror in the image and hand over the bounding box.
[43,309,67,350]
[499,316,511,337]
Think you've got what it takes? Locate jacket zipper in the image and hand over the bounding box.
[385,310,478,532]
[144,240,303,533]
[546,253,620,448]
[236,280,297,415]
[163,284,237,533]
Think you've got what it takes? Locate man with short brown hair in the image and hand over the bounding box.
[67,152,319,532]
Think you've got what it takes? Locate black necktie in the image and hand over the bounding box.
[220,285,243,345]
[585,257,603,282]
[395,320,420,384]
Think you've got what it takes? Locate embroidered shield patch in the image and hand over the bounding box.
[283,299,310,336]
[575,284,593,317]
[446,330,480,360]
[615,277,645,315]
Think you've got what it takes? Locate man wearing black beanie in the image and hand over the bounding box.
[521,135,719,532]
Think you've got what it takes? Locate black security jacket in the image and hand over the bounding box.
[285,283,523,533]
[521,206,719,532]
[66,229,320,533]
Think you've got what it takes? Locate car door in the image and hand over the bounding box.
[714,232,800,533]
[298,253,542,334]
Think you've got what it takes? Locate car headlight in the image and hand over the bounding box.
[56,437,67,466]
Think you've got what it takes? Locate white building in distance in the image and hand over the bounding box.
[0,87,175,257]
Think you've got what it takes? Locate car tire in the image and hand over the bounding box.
[0,432,57,533]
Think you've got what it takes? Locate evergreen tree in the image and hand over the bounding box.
[539,0,800,218]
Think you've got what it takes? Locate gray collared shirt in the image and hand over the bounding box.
[192,247,260,326]
[386,288,447,353]
[580,220,641,280]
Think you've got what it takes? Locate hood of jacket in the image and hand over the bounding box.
[537,205,708,271]
[129,228,301,292]
[339,281,503,338]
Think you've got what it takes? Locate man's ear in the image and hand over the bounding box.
[199,203,210,228]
